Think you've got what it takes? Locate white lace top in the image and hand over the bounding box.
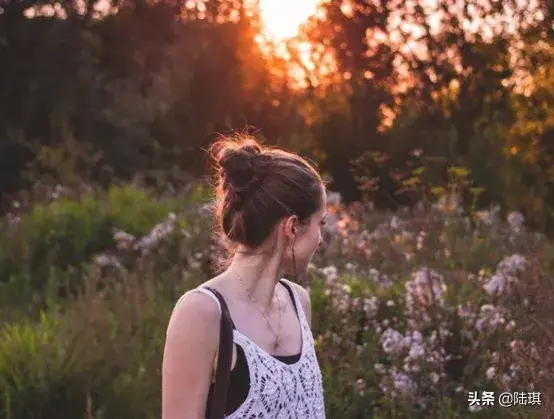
[194,278,326,419]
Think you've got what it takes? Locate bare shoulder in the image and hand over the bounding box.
[287,281,312,326]
[164,289,222,367]
[166,289,221,336]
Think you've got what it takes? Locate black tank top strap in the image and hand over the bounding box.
[278,279,299,318]
[202,286,237,329]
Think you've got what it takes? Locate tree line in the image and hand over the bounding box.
[2,0,554,231]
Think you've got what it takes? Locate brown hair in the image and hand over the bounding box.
[209,134,324,251]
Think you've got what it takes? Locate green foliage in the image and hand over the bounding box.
[0,279,175,419]
[0,185,184,307]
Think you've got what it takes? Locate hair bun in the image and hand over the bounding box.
[216,139,264,209]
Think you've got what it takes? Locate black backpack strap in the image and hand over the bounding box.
[203,286,233,419]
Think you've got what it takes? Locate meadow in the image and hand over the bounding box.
[1,182,552,419]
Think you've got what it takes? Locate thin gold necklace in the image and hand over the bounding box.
[234,270,283,351]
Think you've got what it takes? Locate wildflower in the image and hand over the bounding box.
[326,191,342,205]
[475,304,506,331]
[374,363,386,374]
[321,265,338,282]
[483,254,527,296]
[94,253,124,271]
[381,328,409,355]
[369,268,380,282]
[391,368,417,396]
[390,215,401,230]
[476,205,501,225]
[486,367,496,380]
[135,213,178,252]
[405,268,446,322]
[510,340,523,351]
[503,364,518,383]
[408,342,425,359]
[6,213,20,226]
[363,297,378,317]
[113,230,135,251]
[457,304,476,322]
[356,378,366,396]
[507,211,524,231]
[416,231,426,250]
[483,274,506,296]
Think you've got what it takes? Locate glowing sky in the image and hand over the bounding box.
[258,0,321,40]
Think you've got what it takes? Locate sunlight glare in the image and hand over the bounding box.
[259,0,321,40]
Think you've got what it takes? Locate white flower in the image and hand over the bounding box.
[486,367,496,380]
[469,404,483,413]
[326,191,341,205]
[507,211,524,231]
[408,341,425,358]
[369,268,380,282]
[391,368,417,395]
[476,205,501,225]
[381,328,408,355]
[94,254,124,270]
[475,304,505,331]
[135,213,178,252]
[374,363,386,374]
[405,268,446,322]
[483,273,506,295]
[416,231,426,250]
[363,297,378,317]
[483,254,527,296]
[342,284,352,294]
[390,216,401,230]
[321,265,338,282]
[113,230,135,251]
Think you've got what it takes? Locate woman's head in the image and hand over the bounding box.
[209,134,327,275]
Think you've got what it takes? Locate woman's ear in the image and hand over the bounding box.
[284,215,299,240]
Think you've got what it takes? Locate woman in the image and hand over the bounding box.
[162,135,328,419]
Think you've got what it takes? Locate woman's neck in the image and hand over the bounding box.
[226,249,285,311]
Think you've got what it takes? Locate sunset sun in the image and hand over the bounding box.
[258,0,321,40]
